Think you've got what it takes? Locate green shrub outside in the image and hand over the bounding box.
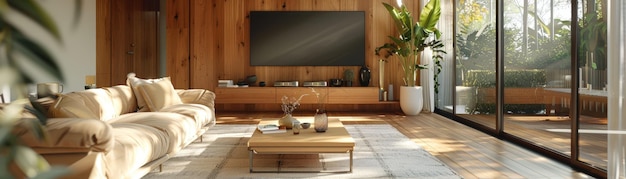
[464,69,547,114]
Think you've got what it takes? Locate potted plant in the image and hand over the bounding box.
[343,69,354,87]
[375,0,445,115]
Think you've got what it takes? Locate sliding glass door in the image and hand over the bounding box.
[443,0,608,176]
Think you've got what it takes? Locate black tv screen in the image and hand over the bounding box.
[250,11,365,66]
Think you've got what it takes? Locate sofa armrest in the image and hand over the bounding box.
[13,118,113,153]
[176,89,215,109]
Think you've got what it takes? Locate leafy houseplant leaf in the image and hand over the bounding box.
[1,1,83,178]
[419,0,441,32]
[15,146,50,178]
[7,0,61,41]
[377,0,445,88]
[11,28,64,81]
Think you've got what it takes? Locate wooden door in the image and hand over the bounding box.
[111,0,159,85]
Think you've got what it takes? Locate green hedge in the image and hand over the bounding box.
[463,69,547,87]
[471,104,546,115]
[464,69,547,115]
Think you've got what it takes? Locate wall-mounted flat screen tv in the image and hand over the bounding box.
[250,11,365,66]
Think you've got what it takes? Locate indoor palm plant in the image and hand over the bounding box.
[375,0,445,115]
[1,0,81,178]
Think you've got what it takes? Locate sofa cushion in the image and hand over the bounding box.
[13,118,113,152]
[136,79,182,112]
[176,89,216,109]
[104,85,137,115]
[49,89,118,121]
[110,112,198,153]
[105,123,171,178]
[126,73,171,112]
[160,103,213,131]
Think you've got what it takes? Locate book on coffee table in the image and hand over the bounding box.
[257,124,286,134]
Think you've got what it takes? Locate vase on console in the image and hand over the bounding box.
[359,66,371,86]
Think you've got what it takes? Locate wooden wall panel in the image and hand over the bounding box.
[166,0,190,89]
[96,0,111,87]
[222,0,247,85]
[213,0,225,90]
[98,0,412,111]
[190,0,214,89]
[133,0,159,80]
[181,0,418,111]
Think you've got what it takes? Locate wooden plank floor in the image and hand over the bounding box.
[216,111,594,179]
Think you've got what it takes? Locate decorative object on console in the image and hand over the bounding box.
[379,59,386,101]
[344,69,354,87]
[246,75,257,86]
[388,84,394,101]
[218,80,235,87]
[85,75,96,89]
[359,66,371,86]
[259,81,266,87]
[383,91,388,101]
[236,81,248,86]
[303,81,327,87]
[329,79,343,87]
[278,94,307,129]
[274,81,299,87]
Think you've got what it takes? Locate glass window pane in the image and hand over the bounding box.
[502,0,574,158]
[577,0,607,170]
[455,0,497,129]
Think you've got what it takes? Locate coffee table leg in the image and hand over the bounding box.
[350,150,353,173]
[249,150,254,172]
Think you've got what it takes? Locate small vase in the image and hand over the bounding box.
[314,109,328,132]
[359,66,371,86]
[279,113,297,129]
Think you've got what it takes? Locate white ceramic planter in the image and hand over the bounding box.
[400,86,424,115]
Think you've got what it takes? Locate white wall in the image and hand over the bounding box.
[40,0,96,93]
[8,0,95,100]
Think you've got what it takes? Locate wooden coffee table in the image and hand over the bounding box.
[247,118,355,173]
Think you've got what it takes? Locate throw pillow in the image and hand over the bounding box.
[136,79,183,111]
[126,73,170,112]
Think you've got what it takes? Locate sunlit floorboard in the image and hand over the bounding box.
[216,112,594,179]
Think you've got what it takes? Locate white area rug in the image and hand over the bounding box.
[143,124,460,179]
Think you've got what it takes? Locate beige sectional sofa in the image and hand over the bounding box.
[13,76,216,179]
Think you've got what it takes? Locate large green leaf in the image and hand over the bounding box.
[11,28,64,81]
[15,146,51,178]
[419,0,441,32]
[7,0,60,40]
[32,166,70,179]
[382,3,407,37]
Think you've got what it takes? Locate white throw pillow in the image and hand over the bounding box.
[126,73,171,112]
[136,79,183,111]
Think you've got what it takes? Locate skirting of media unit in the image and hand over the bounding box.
[214,87,383,104]
[215,103,401,112]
